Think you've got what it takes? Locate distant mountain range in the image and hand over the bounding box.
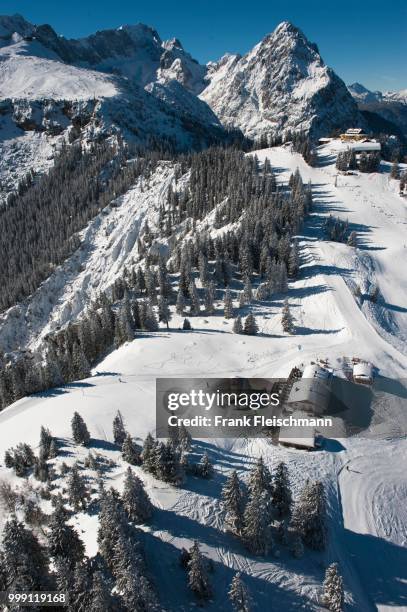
[348,83,407,137]
[0,13,405,200]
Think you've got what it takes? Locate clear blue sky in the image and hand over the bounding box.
[2,0,406,91]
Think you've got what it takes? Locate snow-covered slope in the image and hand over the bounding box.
[201,22,363,139]
[0,39,119,100]
[0,143,406,610]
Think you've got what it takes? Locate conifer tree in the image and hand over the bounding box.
[48,501,85,568]
[272,461,292,518]
[224,287,234,319]
[113,533,159,611]
[122,467,153,523]
[323,563,344,612]
[158,296,172,329]
[288,241,300,277]
[182,318,192,331]
[122,434,141,466]
[198,452,214,479]
[228,572,252,612]
[281,299,295,334]
[113,410,126,447]
[97,488,128,571]
[189,280,201,315]
[243,277,253,304]
[176,287,185,315]
[248,457,273,497]
[244,313,258,335]
[141,433,155,469]
[67,464,89,511]
[179,423,192,451]
[71,412,90,446]
[188,541,212,601]
[204,281,216,314]
[88,571,115,612]
[233,315,244,334]
[242,492,273,555]
[290,480,326,550]
[1,516,50,592]
[221,470,244,535]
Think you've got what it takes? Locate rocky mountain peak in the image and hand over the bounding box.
[200,20,363,138]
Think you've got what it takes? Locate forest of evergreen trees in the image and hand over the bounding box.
[1,410,344,611]
[0,145,311,411]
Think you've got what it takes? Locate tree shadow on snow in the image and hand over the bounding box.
[343,528,407,609]
[141,518,322,610]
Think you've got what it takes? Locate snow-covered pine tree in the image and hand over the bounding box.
[323,563,344,612]
[281,299,295,334]
[141,433,155,469]
[233,315,244,334]
[1,516,50,592]
[158,296,172,329]
[71,561,92,612]
[189,280,201,315]
[224,287,234,319]
[88,571,115,612]
[113,410,126,447]
[228,572,252,612]
[198,452,214,478]
[248,456,273,497]
[242,492,273,555]
[179,423,192,451]
[71,412,90,446]
[47,501,85,568]
[243,277,253,304]
[221,470,244,535]
[71,342,91,380]
[122,434,141,466]
[204,281,216,314]
[97,488,129,571]
[288,240,300,278]
[188,541,212,601]
[66,464,89,511]
[112,533,159,611]
[290,480,326,550]
[122,467,153,523]
[244,313,258,335]
[272,461,292,518]
[39,426,53,459]
[198,252,209,286]
[176,287,186,315]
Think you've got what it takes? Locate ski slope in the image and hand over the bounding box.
[0,143,406,610]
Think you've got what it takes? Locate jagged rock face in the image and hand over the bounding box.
[201,21,363,139]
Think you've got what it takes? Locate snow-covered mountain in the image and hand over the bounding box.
[348,82,407,105]
[348,82,407,136]
[200,22,363,138]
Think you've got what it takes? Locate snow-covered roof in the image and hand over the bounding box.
[279,412,316,448]
[346,128,364,134]
[302,364,331,380]
[348,142,381,152]
[353,362,373,379]
[287,365,331,412]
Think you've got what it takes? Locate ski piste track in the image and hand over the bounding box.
[0,144,406,610]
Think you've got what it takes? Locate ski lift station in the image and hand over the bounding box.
[286,364,332,415]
